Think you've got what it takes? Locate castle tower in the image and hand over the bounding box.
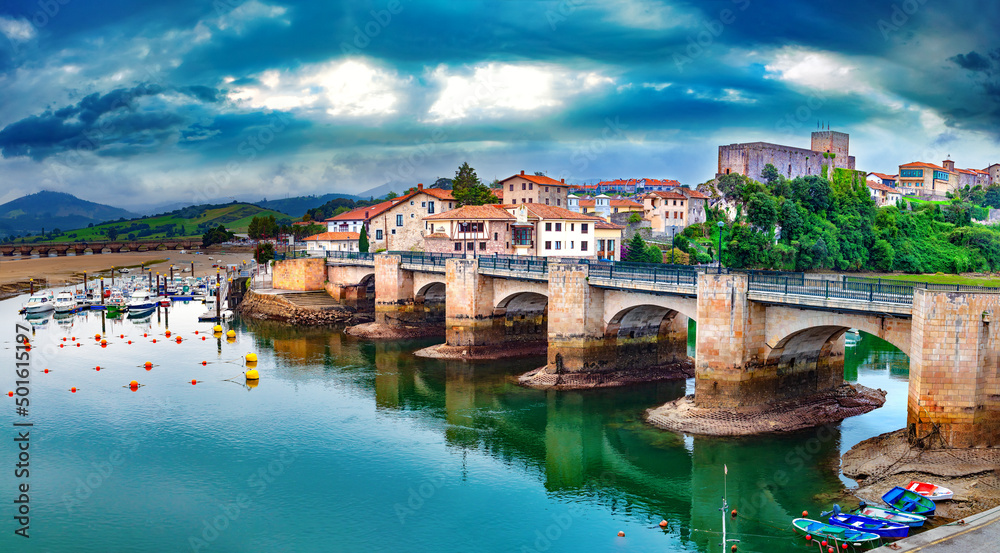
[811,131,850,160]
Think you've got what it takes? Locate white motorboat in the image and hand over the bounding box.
[23,292,55,313]
[53,291,76,313]
[126,289,157,312]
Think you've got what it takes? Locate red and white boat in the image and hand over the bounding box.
[906,480,954,501]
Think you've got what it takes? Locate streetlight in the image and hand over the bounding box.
[670,226,675,265]
[717,220,725,274]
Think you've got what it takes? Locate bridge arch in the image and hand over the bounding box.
[605,304,690,369]
[494,291,548,341]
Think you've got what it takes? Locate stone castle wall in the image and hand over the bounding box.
[273,258,326,291]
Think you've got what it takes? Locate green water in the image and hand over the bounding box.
[0,297,909,552]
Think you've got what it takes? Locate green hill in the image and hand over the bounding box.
[0,191,136,238]
[254,193,360,218]
[14,202,292,243]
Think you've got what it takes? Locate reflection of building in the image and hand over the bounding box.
[718,130,857,182]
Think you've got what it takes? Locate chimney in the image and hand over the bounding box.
[364,211,369,218]
[520,170,525,175]
[561,178,565,183]
[417,183,423,190]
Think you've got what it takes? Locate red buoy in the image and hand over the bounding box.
[7,391,12,397]
[144,361,153,369]
[617,531,624,537]
[43,369,48,373]
[165,330,171,337]
[191,379,197,385]
[841,545,847,550]
[152,339,157,343]
[821,541,827,547]
[658,520,668,528]
[731,509,737,517]
[60,344,64,348]
[70,387,77,393]
[201,336,206,340]
[805,535,811,541]
[802,511,809,517]
[120,334,124,339]
[202,361,207,366]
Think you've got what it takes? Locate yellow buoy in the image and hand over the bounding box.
[245,352,258,363]
[245,369,259,380]
[226,330,235,338]
[213,325,222,333]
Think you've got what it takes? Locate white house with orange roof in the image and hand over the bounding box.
[865,180,901,206]
[303,231,361,255]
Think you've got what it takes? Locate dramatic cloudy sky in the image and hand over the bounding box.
[0,0,998,209]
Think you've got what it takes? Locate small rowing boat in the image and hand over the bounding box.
[792,518,881,545]
[827,512,908,539]
[853,502,926,527]
[906,480,953,501]
[882,486,936,516]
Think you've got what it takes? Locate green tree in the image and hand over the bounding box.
[106,226,119,240]
[248,215,278,241]
[452,162,498,206]
[385,191,399,199]
[358,225,369,252]
[761,163,781,187]
[870,239,895,271]
[624,233,649,263]
[254,242,275,264]
[778,200,804,244]
[747,192,778,230]
[202,225,234,247]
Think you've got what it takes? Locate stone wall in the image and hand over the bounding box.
[718,141,855,182]
[909,289,1000,448]
[273,258,326,291]
[237,290,370,326]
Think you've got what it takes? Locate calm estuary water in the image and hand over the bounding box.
[0,293,909,552]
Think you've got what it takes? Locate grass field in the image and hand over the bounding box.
[902,196,952,206]
[15,204,291,244]
[876,273,1000,286]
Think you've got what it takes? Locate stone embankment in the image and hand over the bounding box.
[645,383,885,436]
[413,342,547,360]
[238,290,372,326]
[517,360,694,390]
[843,429,1000,519]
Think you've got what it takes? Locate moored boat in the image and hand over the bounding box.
[53,291,76,313]
[127,289,157,312]
[906,480,953,501]
[791,518,881,546]
[827,513,908,539]
[23,291,55,313]
[853,502,926,527]
[882,486,936,516]
[106,290,127,315]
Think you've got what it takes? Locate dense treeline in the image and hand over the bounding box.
[710,164,1000,273]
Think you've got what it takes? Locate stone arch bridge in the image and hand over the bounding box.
[0,240,203,256]
[274,252,1000,448]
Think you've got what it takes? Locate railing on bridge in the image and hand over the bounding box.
[325,251,375,262]
[587,261,698,287]
[390,251,463,269]
[842,275,1000,294]
[749,274,916,305]
[478,255,548,276]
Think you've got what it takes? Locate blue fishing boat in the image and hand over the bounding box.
[853,501,926,527]
[791,518,881,546]
[882,486,936,516]
[826,512,908,539]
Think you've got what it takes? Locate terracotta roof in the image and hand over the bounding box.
[503,203,606,221]
[900,161,947,171]
[500,172,569,186]
[424,204,513,221]
[868,172,898,180]
[645,190,687,200]
[677,188,709,199]
[414,188,455,200]
[577,199,644,208]
[866,181,899,193]
[325,199,398,222]
[303,232,360,241]
[594,220,624,230]
[292,221,314,226]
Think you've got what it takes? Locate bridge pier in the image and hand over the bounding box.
[440,258,504,354]
[545,262,608,373]
[909,289,1000,448]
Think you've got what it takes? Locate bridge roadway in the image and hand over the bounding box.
[0,239,202,256]
[270,250,1000,448]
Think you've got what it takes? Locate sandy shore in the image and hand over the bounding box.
[0,250,255,288]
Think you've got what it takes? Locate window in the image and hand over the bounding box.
[581,223,588,234]
[522,183,527,190]
[607,239,615,252]
[545,199,550,205]
[391,229,396,234]
[901,168,923,178]
[410,201,414,205]
[529,183,533,190]
[454,242,462,251]
[528,198,533,203]
[545,223,552,231]
[557,199,561,206]
[513,227,532,246]
[466,242,474,250]
[396,214,403,226]
[555,241,562,250]
[410,213,415,218]
[457,222,484,233]
[598,239,605,251]
[509,184,514,191]
[449,203,453,208]
[934,170,950,181]
[570,223,575,231]
[581,241,588,251]
[428,201,435,214]
[545,241,552,250]
[570,241,574,249]
[555,223,562,231]
[479,242,486,250]
[788,164,792,176]
[613,208,618,213]
[376,229,383,240]
[545,187,549,192]
[493,232,498,241]
[421,201,426,207]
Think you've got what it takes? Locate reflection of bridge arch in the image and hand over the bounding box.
[605,305,689,367]
[495,292,548,340]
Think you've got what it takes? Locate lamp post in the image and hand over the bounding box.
[717,220,725,274]
[670,227,675,265]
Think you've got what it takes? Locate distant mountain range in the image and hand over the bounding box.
[0,191,136,238]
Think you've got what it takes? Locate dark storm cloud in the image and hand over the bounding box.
[950,51,991,72]
[0,83,228,160]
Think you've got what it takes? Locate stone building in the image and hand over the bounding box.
[571,196,644,216]
[422,205,513,256]
[499,171,571,207]
[373,185,456,252]
[718,130,856,182]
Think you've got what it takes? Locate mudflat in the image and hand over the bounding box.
[0,251,255,287]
